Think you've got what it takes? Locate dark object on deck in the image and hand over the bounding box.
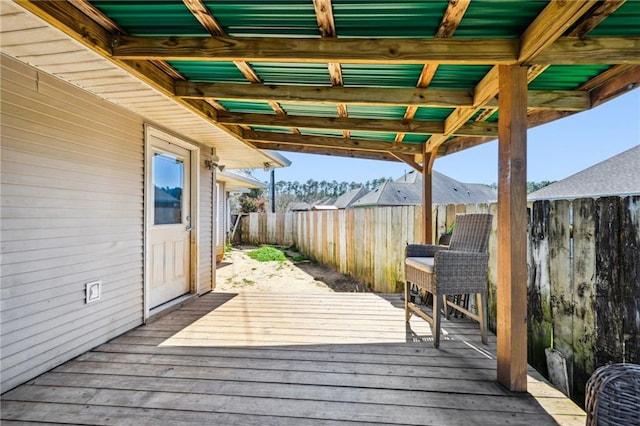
[585,363,640,426]
[404,213,492,348]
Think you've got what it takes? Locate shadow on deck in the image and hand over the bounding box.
[1,292,585,425]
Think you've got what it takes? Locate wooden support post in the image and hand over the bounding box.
[497,65,528,392]
[422,144,436,244]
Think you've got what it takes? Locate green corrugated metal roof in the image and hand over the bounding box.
[91,1,207,36]
[204,0,320,37]
[346,105,407,120]
[429,65,494,89]
[332,1,446,38]
[528,65,612,90]
[168,61,248,82]
[82,1,640,163]
[249,62,332,85]
[589,2,640,36]
[218,100,275,114]
[341,64,423,88]
[454,0,548,38]
[250,125,294,133]
[280,103,339,117]
[413,107,456,121]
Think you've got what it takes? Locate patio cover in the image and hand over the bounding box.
[7,0,640,392]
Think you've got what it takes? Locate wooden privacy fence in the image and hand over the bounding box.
[237,195,639,404]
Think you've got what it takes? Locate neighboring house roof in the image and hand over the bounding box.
[528,145,640,200]
[288,202,312,211]
[334,187,368,209]
[217,170,267,192]
[352,170,496,207]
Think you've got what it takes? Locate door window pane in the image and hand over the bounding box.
[154,153,184,225]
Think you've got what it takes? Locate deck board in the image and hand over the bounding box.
[1,292,585,425]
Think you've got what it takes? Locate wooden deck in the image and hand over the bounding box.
[1,292,585,425]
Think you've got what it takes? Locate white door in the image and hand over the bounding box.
[149,139,191,309]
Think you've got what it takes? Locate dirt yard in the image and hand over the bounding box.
[215,245,369,293]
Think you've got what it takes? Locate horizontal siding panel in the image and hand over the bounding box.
[0,26,62,45]
[1,216,142,232]
[1,224,142,243]
[2,231,142,253]
[1,282,142,340]
[2,246,142,278]
[0,181,141,203]
[2,308,142,390]
[1,240,142,265]
[0,266,141,307]
[1,96,144,157]
[1,55,144,390]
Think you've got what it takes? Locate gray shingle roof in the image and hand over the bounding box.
[528,145,640,200]
[334,187,368,209]
[351,170,496,208]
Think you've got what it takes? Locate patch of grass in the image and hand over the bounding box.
[248,246,287,262]
[225,243,233,252]
[242,278,255,285]
[292,255,308,262]
[287,245,300,253]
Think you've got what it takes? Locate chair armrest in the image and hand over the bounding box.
[406,244,447,258]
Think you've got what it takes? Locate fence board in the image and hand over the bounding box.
[549,200,573,393]
[528,200,552,377]
[571,198,596,406]
[595,197,623,366]
[621,195,640,364]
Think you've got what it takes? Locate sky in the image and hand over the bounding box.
[252,89,640,186]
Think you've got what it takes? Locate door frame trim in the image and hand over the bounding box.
[143,124,200,321]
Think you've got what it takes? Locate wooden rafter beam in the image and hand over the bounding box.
[590,65,640,108]
[110,34,637,65]
[388,152,423,173]
[578,64,635,91]
[111,36,520,64]
[248,141,402,162]
[568,0,626,39]
[175,82,472,106]
[435,0,471,38]
[174,82,589,110]
[243,131,423,154]
[218,112,498,137]
[313,0,349,137]
[519,0,598,62]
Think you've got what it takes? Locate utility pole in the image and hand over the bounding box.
[269,168,275,213]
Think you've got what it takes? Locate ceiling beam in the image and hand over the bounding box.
[249,142,401,162]
[111,35,520,64]
[217,112,499,137]
[110,34,637,66]
[534,37,640,65]
[243,131,423,154]
[175,82,472,107]
[590,65,640,108]
[519,0,598,62]
[175,82,589,110]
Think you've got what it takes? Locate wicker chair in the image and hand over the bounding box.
[404,213,492,348]
[585,363,640,426]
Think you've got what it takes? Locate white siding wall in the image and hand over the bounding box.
[216,182,227,262]
[0,54,145,391]
[199,160,214,293]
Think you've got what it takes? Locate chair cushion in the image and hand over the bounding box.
[405,257,434,273]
